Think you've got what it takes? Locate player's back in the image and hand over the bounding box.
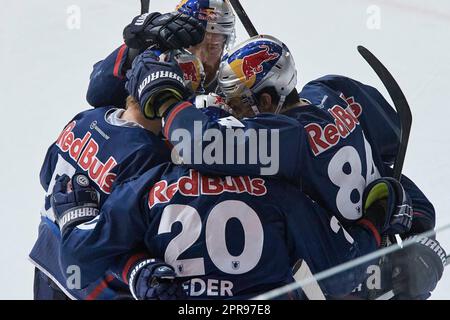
[300,75,400,165]
[162,88,387,224]
[30,106,171,299]
[105,164,376,299]
[141,165,295,299]
[282,95,385,223]
[39,107,170,208]
[59,162,380,299]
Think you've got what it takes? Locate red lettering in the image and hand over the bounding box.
[340,94,362,120]
[56,121,76,148]
[305,123,329,156]
[333,106,356,132]
[346,106,359,124]
[202,176,223,194]
[223,176,237,192]
[149,181,168,208]
[88,158,104,181]
[79,139,98,171]
[70,132,91,161]
[179,170,199,196]
[232,177,246,193]
[166,183,178,200]
[329,107,349,137]
[324,124,340,146]
[99,157,118,187]
[242,176,252,192]
[102,173,116,194]
[349,104,362,120]
[61,132,74,152]
[251,179,267,196]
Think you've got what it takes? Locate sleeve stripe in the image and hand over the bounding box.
[163,102,193,138]
[121,253,148,284]
[85,274,115,300]
[357,219,381,247]
[113,44,127,79]
[413,211,426,218]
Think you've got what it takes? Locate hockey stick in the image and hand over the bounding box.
[228,0,258,37]
[292,260,326,300]
[357,46,412,180]
[254,222,450,300]
[140,0,150,14]
[358,46,413,250]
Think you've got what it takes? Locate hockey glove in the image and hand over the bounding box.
[391,236,446,300]
[51,174,99,236]
[128,259,186,300]
[360,178,413,237]
[126,50,189,119]
[123,12,205,52]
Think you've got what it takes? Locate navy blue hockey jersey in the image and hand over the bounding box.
[161,76,435,229]
[29,107,171,299]
[60,163,379,299]
[299,75,435,233]
[87,45,129,108]
[86,45,220,109]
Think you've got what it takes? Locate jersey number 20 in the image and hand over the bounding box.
[158,200,264,277]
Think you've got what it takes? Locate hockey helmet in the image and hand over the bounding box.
[176,0,236,48]
[218,35,297,115]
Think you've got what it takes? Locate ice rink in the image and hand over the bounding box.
[1,0,449,299]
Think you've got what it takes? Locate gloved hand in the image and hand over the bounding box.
[391,236,446,300]
[123,12,205,51]
[125,50,189,119]
[195,93,234,121]
[128,259,186,300]
[51,174,99,236]
[360,177,413,237]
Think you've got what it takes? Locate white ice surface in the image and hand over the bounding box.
[0,0,449,299]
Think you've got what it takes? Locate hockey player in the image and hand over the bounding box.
[87,0,236,108]
[51,165,411,299]
[298,75,445,299]
[29,48,206,300]
[135,35,445,299]
[51,47,424,300]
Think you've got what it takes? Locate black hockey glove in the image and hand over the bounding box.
[360,178,413,237]
[51,174,99,236]
[123,12,205,52]
[128,259,186,300]
[125,50,189,119]
[390,236,446,300]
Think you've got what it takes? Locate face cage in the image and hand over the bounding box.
[206,20,236,50]
[222,84,260,117]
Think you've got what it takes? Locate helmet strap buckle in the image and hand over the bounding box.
[275,95,286,114]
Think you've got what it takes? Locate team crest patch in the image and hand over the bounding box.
[76,175,90,187]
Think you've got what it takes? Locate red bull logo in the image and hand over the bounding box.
[242,45,280,80]
[148,170,267,209]
[199,8,219,21]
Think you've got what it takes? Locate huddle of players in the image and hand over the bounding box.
[30,0,446,300]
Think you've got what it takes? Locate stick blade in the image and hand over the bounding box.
[358,45,412,180]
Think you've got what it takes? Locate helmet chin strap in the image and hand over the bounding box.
[275,95,286,114]
[251,104,260,115]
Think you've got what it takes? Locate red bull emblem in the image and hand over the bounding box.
[175,0,190,11]
[242,45,280,80]
[179,61,198,82]
[199,8,219,21]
